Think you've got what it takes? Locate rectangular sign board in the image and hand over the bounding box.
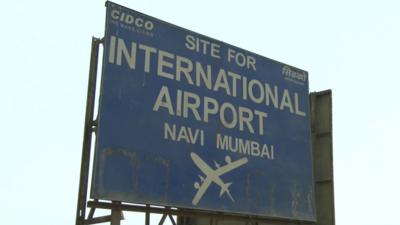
[91,1,316,221]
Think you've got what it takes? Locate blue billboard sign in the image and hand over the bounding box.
[91,1,316,221]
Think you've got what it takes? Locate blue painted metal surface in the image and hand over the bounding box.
[91,1,315,221]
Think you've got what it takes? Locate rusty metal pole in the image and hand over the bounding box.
[111,209,122,225]
[75,37,101,225]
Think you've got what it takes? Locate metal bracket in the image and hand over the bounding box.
[157,207,177,225]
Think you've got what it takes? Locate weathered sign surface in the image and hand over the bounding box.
[91,1,316,221]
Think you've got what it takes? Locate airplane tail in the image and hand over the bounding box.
[219,182,232,196]
[219,182,235,202]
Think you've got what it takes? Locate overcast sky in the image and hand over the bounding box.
[1,1,399,225]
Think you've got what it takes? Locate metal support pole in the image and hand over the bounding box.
[111,209,122,225]
[145,204,150,225]
[158,214,167,225]
[75,37,101,225]
[168,214,177,225]
[310,90,335,225]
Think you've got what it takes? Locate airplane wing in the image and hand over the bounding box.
[192,176,212,205]
[190,152,214,176]
[215,157,248,176]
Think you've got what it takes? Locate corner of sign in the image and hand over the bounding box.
[105,1,113,7]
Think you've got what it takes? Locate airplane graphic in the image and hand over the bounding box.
[191,152,248,205]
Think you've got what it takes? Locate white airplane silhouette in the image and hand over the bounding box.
[191,152,248,205]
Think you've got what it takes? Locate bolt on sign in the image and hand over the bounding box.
[91,1,316,221]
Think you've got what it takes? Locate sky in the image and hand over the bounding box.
[1,0,399,225]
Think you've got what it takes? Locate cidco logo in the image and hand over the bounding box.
[111,9,154,31]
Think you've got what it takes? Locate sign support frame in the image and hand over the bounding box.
[85,200,314,225]
[75,37,102,225]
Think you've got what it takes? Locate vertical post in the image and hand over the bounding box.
[75,37,102,225]
[111,209,122,225]
[310,90,335,225]
[145,204,150,225]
